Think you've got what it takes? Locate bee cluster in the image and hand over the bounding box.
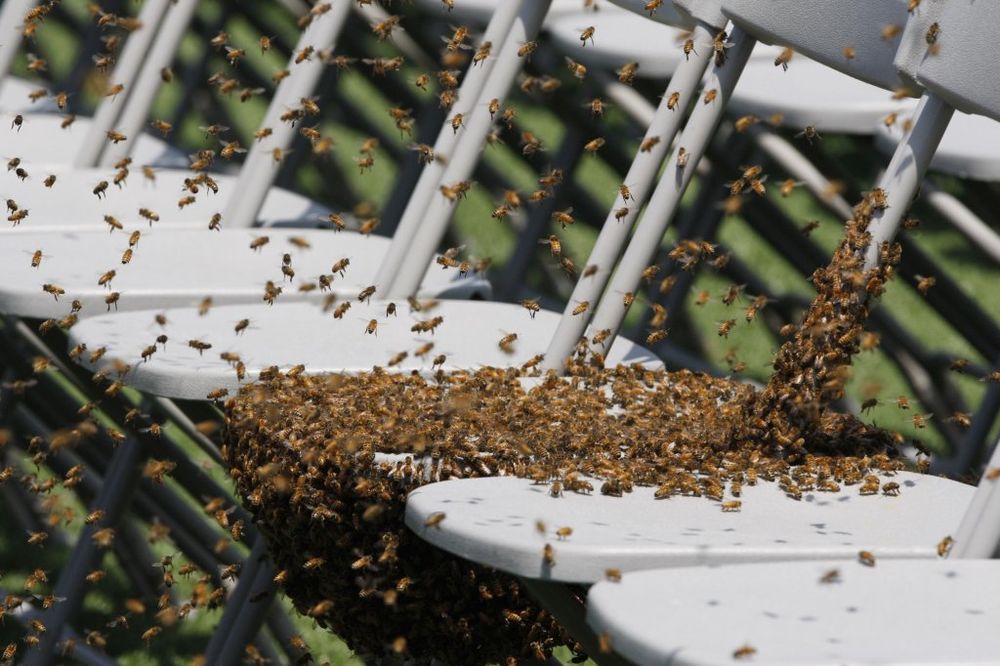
[224,285,903,664]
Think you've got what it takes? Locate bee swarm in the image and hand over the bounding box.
[225,358,901,662]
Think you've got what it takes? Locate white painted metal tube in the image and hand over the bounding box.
[219,0,352,229]
[923,180,1000,266]
[862,93,954,270]
[588,24,756,358]
[96,0,199,168]
[74,0,172,167]
[385,0,553,298]
[541,23,716,372]
[373,0,529,293]
[0,0,35,81]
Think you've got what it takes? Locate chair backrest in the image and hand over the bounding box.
[908,1,1000,123]
[605,0,693,28]
[673,0,727,30]
[721,0,910,90]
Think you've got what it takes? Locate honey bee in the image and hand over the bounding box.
[915,275,936,295]
[572,301,590,316]
[617,61,638,84]
[518,40,538,59]
[578,26,595,47]
[498,333,518,353]
[937,535,954,558]
[551,207,575,228]
[364,319,378,335]
[106,130,127,144]
[358,285,376,303]
[703,88,717,105]
[42,283,65,300]
[925,22,940,49]
[121,248,133,264]
[249,236,270,252]
[676,147,689,168]
[188,339,212,355]
[93,180,109,199]
[796,125,821,144]
[717,319,735,337]
[713,30,734,66]
[97,270,116,288]
[819,568,841,584]
[882,481,900,496]
[8,208,28,225]
[774,47,794,70]
[542,543,555,566]
[733,114,758,132]
[424,512,446,528]
[733,645,756,660]
[858,550,876,567]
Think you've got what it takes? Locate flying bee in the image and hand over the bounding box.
[97,270,116,288]
[796,125,821,144]
[774,47,794,70]
[106,130,127,144]
[424,512,446,528]
[8,209,28,225]
[858,550,876,567]
[120,248,133,264]
[517,40,538,59]
[937,535,954,558]
[187,340,212,355]
[498,333,518,353]
[881,23,902,41]
[915,275,936,295]
[249,236,270,252]
[617,61,638,84]
[42,283,65,300]
[842,46,857,60]
[579,25,595,46]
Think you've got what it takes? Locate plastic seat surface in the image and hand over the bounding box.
[405,475,972,584]
[730,57,917,134]
[0,228,490,319]
[547,10,781,79]
[0,77,58,112]
[67,301,663,399]
[875,111,1000,181]
[587,559,1000,665]
[0,165,329,230]
[2,112,188,167]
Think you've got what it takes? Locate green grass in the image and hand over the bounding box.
[3,1,999,662]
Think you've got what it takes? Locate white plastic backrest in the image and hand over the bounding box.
[672,0,726,31]
[605,0,694,28]
[721,0,910,91]
[911,1,1000,123]
[891,0,944,89]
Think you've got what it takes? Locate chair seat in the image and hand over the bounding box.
[0,77,58,113]
[405,474,972,583]
[875,110,1000,181]
[730,57,917,134]
[0,228,491,319]
[411,0,587,24]
[2,111,188,167]
[1,165,329,230]
[66,301,663,399]
[546,10,781,80]
[587,559,1000,665]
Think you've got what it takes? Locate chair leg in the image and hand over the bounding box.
[520,579,631,666]
[23,438,146,666]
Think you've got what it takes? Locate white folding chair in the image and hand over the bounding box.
[403,0,997,657]
[586,435,1000,665]
[1,0,188,167]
